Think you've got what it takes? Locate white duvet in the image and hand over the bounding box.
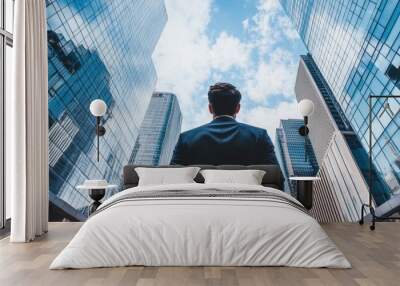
[50,183,351,269]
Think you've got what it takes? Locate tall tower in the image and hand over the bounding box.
[280,0,400,219]
[275,119,319,196]
[130,92,182,165]
[46,0,168,220]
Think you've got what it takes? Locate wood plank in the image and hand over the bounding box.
[0,222,399,286]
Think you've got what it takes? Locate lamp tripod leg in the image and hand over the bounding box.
[370,206,376,231]
[359,204,366,225]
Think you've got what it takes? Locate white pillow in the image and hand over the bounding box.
[135,167,200,186]
[200,169,266,185]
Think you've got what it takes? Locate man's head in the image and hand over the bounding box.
[208,82,241,118]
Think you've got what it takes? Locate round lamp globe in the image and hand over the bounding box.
[298,99,314,117]
[90,99,107,117]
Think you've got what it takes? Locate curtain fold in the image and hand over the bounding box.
[9,0,48,242]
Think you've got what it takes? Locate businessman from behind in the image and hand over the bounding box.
[171,82,277,165]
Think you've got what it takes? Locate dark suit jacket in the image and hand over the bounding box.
[171,116,277,165]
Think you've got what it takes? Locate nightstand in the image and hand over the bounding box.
[77,180,118,215]
[289,177,320,210]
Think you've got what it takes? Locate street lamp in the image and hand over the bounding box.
[298,99,314,136]
[89,99,107,162]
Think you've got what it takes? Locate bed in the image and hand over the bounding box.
[50,165,350,269]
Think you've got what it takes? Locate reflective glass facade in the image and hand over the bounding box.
[296,57,374,222]
[302,54,391,205]
[46,0,167,220]
[275,119,319,196]
[130,92,182,165]
[280,0,400,205]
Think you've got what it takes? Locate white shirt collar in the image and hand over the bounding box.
[214,115,235,120]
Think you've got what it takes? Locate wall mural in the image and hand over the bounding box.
[47,0,399,222]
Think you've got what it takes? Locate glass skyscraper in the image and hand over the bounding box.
[46,0,167,220]
[280,0,400,207]
[295,55,379,222]
[130,92,182,166]
[275,119,319,196]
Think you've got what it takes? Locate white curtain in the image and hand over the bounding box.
[8,0,49,242]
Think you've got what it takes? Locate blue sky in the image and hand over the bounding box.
[154,0,307,139]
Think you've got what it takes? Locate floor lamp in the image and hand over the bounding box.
[359,94,400,230]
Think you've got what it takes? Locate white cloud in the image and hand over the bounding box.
[153,0,212,110]
[242,18,250,30]
[244,48,298,103]
[247,0,281,55]
[210,32,252,72]
[154,0,254,128]
[246,0,300,56]
[153,0,305,134]
[239,100,301,140]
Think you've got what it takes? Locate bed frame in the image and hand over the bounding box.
[123,165,284,190]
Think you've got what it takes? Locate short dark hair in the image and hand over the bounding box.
[208,82,242,116]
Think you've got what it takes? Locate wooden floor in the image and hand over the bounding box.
[0,222,399,286]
